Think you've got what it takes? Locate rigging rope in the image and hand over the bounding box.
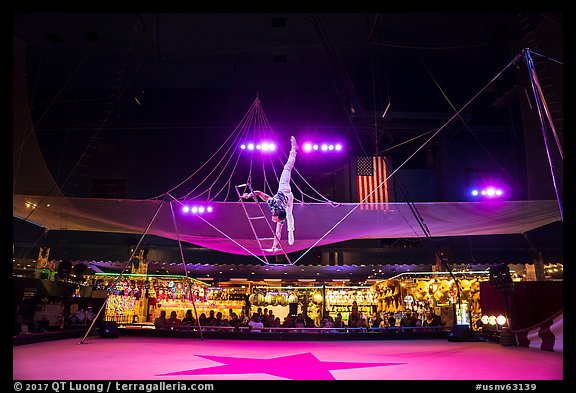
[293,51,525,265]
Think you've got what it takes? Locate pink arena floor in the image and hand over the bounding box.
[12,335,564,383]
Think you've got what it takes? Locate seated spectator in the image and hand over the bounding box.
[215,311,228,327]
[274,317,282,327]
[154,310,168,328]
[348,305,367,330]
[295,314,305,329]
[320,315,334,330]
[167,311,182,327]
[423,311,441,327]
[282,315,295,329]
[399,309,418,331]
[332,313,345,329]
[205,310,217,327]
[228,312,241,331]
[371,312,383,329]
[181,309,195,326]
[248,313,263,332]
[387,312,397,328]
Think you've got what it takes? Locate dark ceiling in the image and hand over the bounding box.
[12,12,564,201]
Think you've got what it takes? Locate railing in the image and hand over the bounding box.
[122,323,451,335]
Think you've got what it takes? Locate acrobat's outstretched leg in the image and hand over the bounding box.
[278,136,297,246]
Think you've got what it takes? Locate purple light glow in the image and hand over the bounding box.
[241,141,276,152]
[302,141,344,153]
[182,205,213,215]
[469,184,506,199]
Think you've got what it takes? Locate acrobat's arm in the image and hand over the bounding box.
[271,221,283,252]
[241,190,271,202]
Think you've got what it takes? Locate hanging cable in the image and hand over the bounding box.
[168,195,203,340]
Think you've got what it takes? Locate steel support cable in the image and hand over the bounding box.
[178,105,255,200]
[294,52,524,265]
[190,211,267,264]
[309,13,369,157]
[201,123,248,201]
[197,114,252,198]
[13,43,97,159]
[168,195,204,340]
[523,49,563,222]
[526,49,563,159]
[157,98,259,199]
[16,27,153,236]
[79,195,165,344]
[420,57,519,184]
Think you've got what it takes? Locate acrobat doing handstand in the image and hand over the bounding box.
[242,136,297,252]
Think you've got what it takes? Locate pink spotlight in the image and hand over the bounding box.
[206,206,213,213]
[321,144,328,151]
[247,143,254,150]
[335,144,342,151]
[198,206,205,213]
[240,144,246,149]
[191,207,198,213]
[303,143,312,152]
[313,144,319,150]
[182,206,190,213]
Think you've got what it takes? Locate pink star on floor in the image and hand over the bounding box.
[157,352,404,380]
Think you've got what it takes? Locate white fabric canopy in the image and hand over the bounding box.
[14,194,561,258]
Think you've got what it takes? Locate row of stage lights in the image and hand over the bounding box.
[181,205,213,214]
[240,141,343,153]
[469,185,506,199]
[481,314,508,326]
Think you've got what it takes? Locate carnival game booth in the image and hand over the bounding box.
[93,273,209,326]
[371,270,493,329]
[249,283,377,326]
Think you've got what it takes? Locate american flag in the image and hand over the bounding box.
[356,156,390,203]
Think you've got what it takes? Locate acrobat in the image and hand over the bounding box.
[242,136,297,252]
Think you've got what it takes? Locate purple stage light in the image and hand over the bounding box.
[300,140,343,153]
[182,204,214,215]
[241,141,276,152]
[469,184,506,199]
